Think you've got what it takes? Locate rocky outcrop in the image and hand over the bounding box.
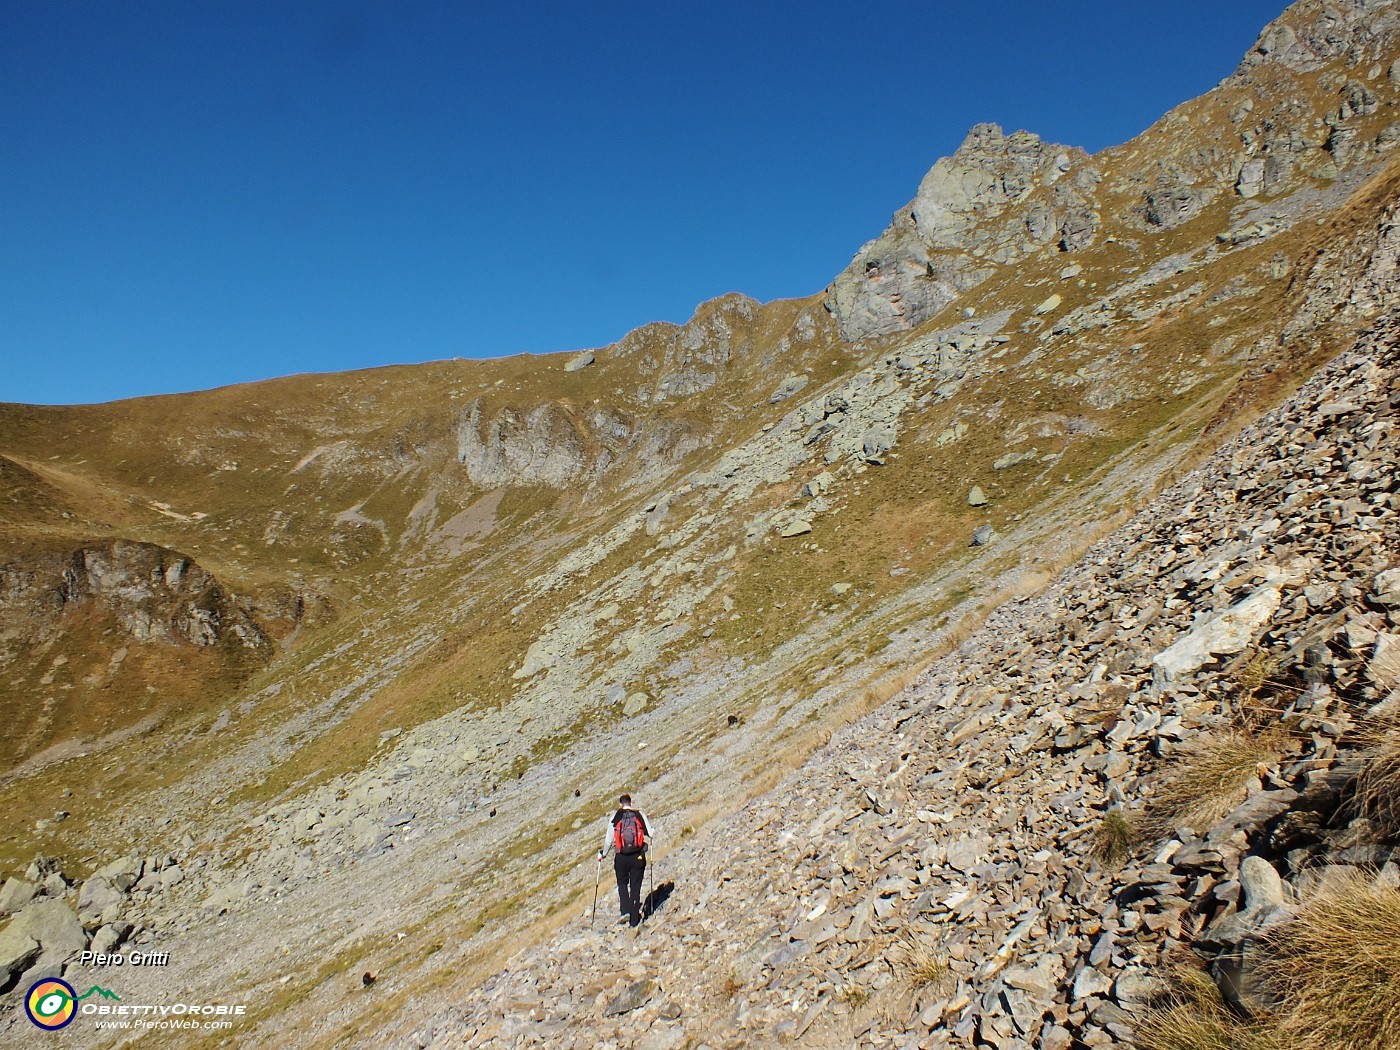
[827,0,1400,344]
[455,399,596,488]
[827,124,1099,341]
[611,293,771,403]
[1237,0,1400,75]
[0,540,270,653]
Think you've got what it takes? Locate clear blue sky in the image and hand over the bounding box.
[2,1,1288,405]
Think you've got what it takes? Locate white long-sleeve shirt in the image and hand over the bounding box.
[599,807,653,858]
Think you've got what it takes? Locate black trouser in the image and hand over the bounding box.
[614,851,646,925]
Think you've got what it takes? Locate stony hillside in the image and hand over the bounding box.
[1,0,1399,1046]
[416,288,1400,1050]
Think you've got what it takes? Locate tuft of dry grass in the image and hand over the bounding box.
[887,935,950,992]
[1229,652,1287,725]
[1133,966,1275,1050]
[1349,716,1400,836]
[1262,870,1400,1050]
[1234,653,1280,699]
[1136,875,1400,1050]
[1090,808,1140,865]
[840,985,872,1008]
[1147,729,1288,837]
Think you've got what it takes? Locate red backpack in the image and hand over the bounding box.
[613,810,646,854]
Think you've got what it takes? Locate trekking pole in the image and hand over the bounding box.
[591,856,602,928]
[645,852,655,920]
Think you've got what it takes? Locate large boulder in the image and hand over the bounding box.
[0,877,39,917]
[1152,586,1282,683]
[11,899,87,957]
[95,854,143,892]
[1208,857,1293,1012]
[562,349,595,372]
[77,876,123,921]
[0,925,41,992]
[89,921,133,956]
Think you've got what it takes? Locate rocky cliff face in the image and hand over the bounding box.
[827,0,1400,343]
[828,125,1099,340]
[0,540,286,771]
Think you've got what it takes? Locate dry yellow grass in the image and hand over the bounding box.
[1147,729,1288,837]
[1136,874,1400,1050]
[1229,652,1290,726]
[1090,808,1140,866]
[887,935,951,992]
[1262,871,1400,1050]
[1133,966,1275,1050]
[1349,716,1400,835]
[840,985,873,1008]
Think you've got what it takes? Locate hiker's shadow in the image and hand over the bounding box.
[643,880,675,920]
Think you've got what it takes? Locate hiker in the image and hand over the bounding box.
[597,793,652,927]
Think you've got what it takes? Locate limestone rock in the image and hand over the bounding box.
[768,375,809,403]
[0,878,39,917]
[603,978,654,1016]
[0,926,41,991]
[945,833,988,871]
[1072,965,1113,1000]
[456,399,596,488]
[1236,158,1266,198]
[11,541,271,654]
[1034,293,1062,316]
[644,500,670,537]
[967,486,988,507]
[778,519,813,538]
[826,123,1092,340]
[11,899,87,957]
[96,855,143,892]
[513,638,558,680]
[89,921,132,956]
[563,349,595,372]
[862,425,896,463]
[1368,633,1400,689]
[1151,586,1282,682]
[993,450,1037,470]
